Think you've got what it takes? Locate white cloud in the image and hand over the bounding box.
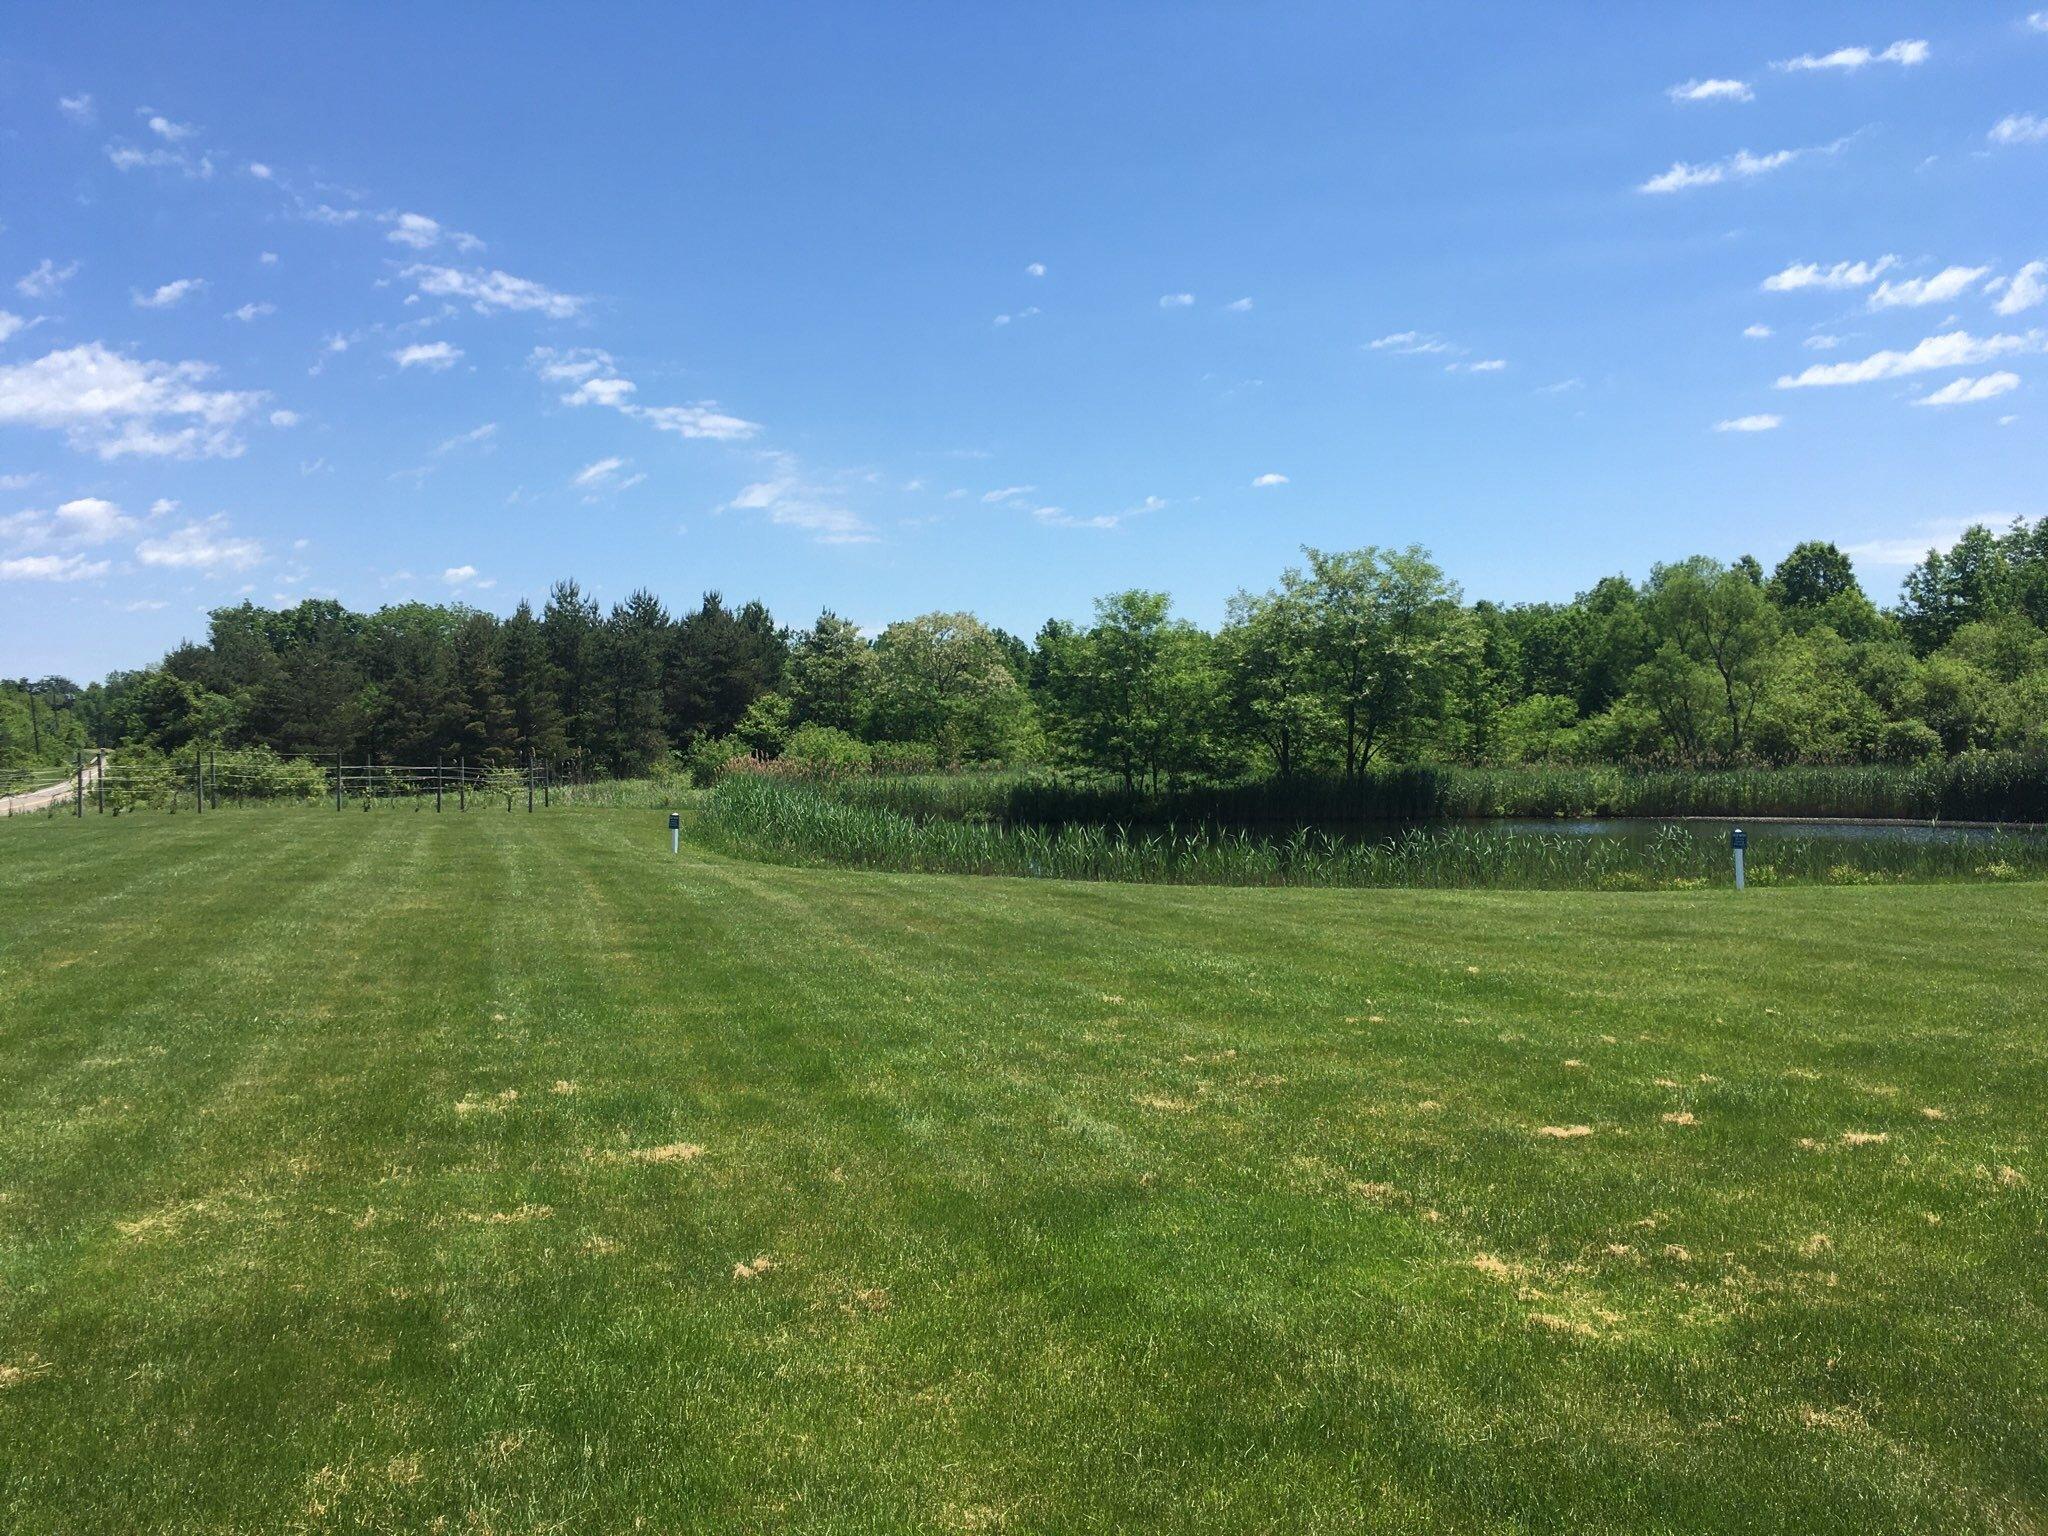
[1776,39,1929,72]
[530,351,758,442]
[0,496,138,549]
[2029,11,2048,32]
[992,306,1040,326]
[392,341,462,371]
[981,485,1036,504]
[386,212,483,253]
[1668,78,1753,103]
[387,213,443,249]
[1915,372,2021,406]
[1251,472,1289,487]
[401,264,582,318]
[150,499,178,515]
[1639,144,1821,194]
[248,164,274,181]
[1995,261,2047,316]
[1840,519,1979,567]
[1026,262,1046,277]
[437,422,498,453]
[1368,330,1454,355]
[1990,113,2048,145]
[1776,330,2044,387]
[105,143,214,179]
[1158,293,1195,308]
[1868,265,1990,310]
[0,342,263,458]
[1762,257,1896,292]
[228,301,277,322]
[57,93,95,125]
[632,403,758,441]
[1743,324,1774,339]
[258,250,279,265]
[573,456,626,487]
[443,564,481,585]
[1715,414,1783,432]
[269,409,300,428]
[135,515,262,571]
[133,277,206,309]
[145,112,195,141]
[724,464,874,544]
[0,312,23,344]
[1453,358,1508,373]
[1805,334,1842,350]
[1032,494,1164,532]
[17,259,80,299]
[0,553,107,581]
[1225,297,1254,312]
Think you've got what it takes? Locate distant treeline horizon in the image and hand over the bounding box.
[6,516,2046,786]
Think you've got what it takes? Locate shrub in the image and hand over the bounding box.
[783,725,872,777]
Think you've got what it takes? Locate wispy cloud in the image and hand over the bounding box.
[1868,265,1989,310]
[386,212,484,253]
[1667,78,1752,104]
[1158,293,1195,308]
[133,277,206,310]
[573,456,627,488]
[16,259,80,299]
[1025,262,1046,277]
[135,514,262,571]
[437,422,498,454]
[1762,257,1896,292]
[392,340,462,371]
[981,485,1036,504]
[1715,414,1782,432]
[1368,331,1455,355]
[0,552,108,582]
[1776,330,2044,388]
[1224,297,1254,312]
[401,264,583,318]
[1990,113,2048,146]
[724,458,874,544]
[1743,323,1774,339]
[529,346,759,441]
[1639,141,1839,194]
[1251,472,1289,487]
[227,301,277,322]
[1775,39,1928,72]
[57,93,95,126]
[1994,261,2046,316]
[1914,372,2020,407]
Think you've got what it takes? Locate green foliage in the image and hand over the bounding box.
[782,724,872,776]
[704,775,2048,889]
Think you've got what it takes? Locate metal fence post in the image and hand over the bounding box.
[527,750,535,813]
[1732,827,1746,891]
[335,749,343,812]
[458,756,466,812]
[96,750,105,814]
[194,749,203,815]
[75,751,83,817]
[436,757,444,813]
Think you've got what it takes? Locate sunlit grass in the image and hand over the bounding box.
[1,809,2043,1530]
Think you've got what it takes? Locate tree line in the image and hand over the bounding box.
[26,516,2048,786]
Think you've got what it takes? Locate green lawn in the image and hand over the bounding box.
[1,810,2043,1533]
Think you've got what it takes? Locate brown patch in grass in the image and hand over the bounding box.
[581,1235,623,1256]
[1799,1404,1868,1434]
[1528,1311,1597,1338]
[454,1089,518,1115]
[0,1356,53,1390]
[1653,1077,1680,1089]
[1132,1093,1197,1113]
[1839,1131,1889,1147]
[840,1286,891,1316]
[1797,1233,1833,1259]
[1919,1106,1945,1120]
[1537,1124,1593,1139]
[596,1142,706,1165]
[1562,1059,1585,1069]
[115,1200,208,1240]
[1472,1253,1520,1283]
[1663,1244,1692,1262]
[732,1254,776,1281]
[1346,1181,1400,1205]
[550,1080,578,1096]
[1662,1111,1699,1127]
[466,1204,552,1224]
[1416,1099,1443,1112]
[385,1454,424,1488]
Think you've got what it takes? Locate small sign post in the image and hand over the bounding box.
[669,811,681,855]
[1731,826,1746,891]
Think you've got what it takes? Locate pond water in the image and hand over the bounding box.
[1478,818,2043,845]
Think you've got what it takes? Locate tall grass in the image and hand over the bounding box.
[813,754,2048,828]
[701,776,2048,890]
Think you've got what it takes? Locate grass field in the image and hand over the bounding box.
[1,810,2044,1533]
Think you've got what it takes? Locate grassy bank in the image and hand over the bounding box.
[701,776,2048,890]
[0,809,2042,1530]
[814,754,2048,827]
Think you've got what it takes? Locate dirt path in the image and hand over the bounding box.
[0,756,103,816]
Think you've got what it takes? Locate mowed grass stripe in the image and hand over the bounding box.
[0,811,2042,1532]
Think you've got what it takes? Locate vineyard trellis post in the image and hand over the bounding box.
[96,750,105,814]
[459,756,466,812]
[527,750,535,813]
[436,757,444,813]
[193,749,203,815]
[75,751,83,818]
[334,750,343,812]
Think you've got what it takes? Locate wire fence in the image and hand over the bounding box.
[2,750,566,818]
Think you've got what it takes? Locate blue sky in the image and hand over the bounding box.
[3,3,2045,681]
